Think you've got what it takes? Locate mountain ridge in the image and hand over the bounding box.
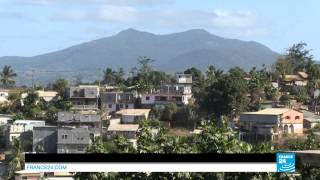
[0,28,280,85]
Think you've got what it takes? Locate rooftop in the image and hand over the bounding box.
[36,90,58,97]
[78,85,99,88]
[283,72,308,82]
[116,109,151,116]
[13,120,46,124]
[241,108,292,115]
[302,110,320,123]
[107,123,139,132]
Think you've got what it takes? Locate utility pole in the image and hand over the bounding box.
[98,68,102,87]
[31,69,35,90]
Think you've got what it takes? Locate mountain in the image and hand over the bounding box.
[0,28,279,85]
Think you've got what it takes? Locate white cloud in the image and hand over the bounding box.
[98,5,138,22]
[211,9,256,29]
[53,6,269,38]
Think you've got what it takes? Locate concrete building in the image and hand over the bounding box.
[21,90,58,106]
[239,108,303,141]
[67,85,99,110]
[100,92,135,113]
[0,114,13,126]
[106,119,139,140]
[175,73,192,84]
[8,120,45,143]
[36,90,58,102]
[282,71,308,86]
[303,110,320,129]
[115,109,150,124]
[57,111,102,129]
[33,126,58,153]
[141,73,193,106]
[57,126,100,154]
[0,91,9,104]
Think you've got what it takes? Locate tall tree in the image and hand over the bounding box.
[199,67,249,118]
[8,139,24,179]
[0,65,17,88]
[52,78,69,98]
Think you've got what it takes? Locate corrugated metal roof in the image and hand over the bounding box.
[241,108,292,115]
[116,109,150,116]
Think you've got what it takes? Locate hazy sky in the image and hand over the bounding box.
[0,0,319,59]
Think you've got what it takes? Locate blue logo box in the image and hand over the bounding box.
[276,153,295,172]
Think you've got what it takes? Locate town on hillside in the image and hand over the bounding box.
[1,43,320,179]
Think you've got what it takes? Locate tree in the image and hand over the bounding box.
[160,103,178,121]
[8,139,25,179]
[113,135,135,153]
[198,67,250,118]
[86,137,107,153]
[0,65,17,88]
[247,67,270,111]
[195,117,252,153]
[45,105,59,124]
[172,105,199,129]
[22,91,42,119]
[137,56,155,75]
[273,42,314,80]
[52,78,68,98]
[102,68,125,86]
[74,172,107,180]
[184,67,203,83]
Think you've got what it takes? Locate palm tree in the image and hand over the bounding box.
[8,138,24,179]
[0,65,17,88]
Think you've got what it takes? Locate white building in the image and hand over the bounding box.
[106,119,139,140]
[115,109,151,124]
[9,120,45,143]
[0,114,13,126]
[141,73,193,106]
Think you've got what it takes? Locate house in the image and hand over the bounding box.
[302,110,320,129]
[282,71,308,86]
[33,126,58,153]
[100,91,135,113]
[21,90,58,103]
[115,109,150,124]
[57,111,102,129]
[36,90,58,102]
[141,73,193,106]
[8,120,45,143]
[0,114,13,126]
[239,108,303,142]
[57,126,101,154]
[0,91,9,104]
[67,85,99,110]
[106,119,139,140]
[175,73,193,84]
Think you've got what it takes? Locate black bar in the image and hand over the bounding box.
[25,153,276,163]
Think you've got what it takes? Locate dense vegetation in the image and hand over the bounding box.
[2,42,320,179]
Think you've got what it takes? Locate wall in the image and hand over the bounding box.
[33,127,57,153]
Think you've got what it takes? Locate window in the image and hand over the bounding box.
[295,116,300,120]
[125,104,129,108]
[77,145,83,151]
[62,134,68,139]
[286,116,290,119]
[120,104,124,108]
[108,104,112,108]
[146,96,150,100]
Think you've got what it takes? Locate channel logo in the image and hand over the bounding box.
[276,153,295,172]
